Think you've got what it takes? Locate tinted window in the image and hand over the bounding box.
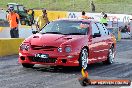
[40,20,89,35]
[96,23,108,36]
[91,22,100,35]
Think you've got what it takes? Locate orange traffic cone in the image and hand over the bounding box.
[79,68,91,86]
[81,68,88,78]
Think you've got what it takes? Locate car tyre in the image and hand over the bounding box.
[103,46,115,64]
[79,48,88,70]
[22,63,34,68]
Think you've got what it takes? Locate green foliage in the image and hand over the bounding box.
[0,0,132,14]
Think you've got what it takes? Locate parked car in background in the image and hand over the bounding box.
[18,19,116,69]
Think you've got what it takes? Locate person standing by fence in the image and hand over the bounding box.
[91,1,95,12]
[100,14,108,26]
[80,11,90,19]
[7,7,20,38]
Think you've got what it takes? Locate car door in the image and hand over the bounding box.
[89,22,101,63]
[96,22,110,60]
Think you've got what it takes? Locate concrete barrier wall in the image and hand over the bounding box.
[0,26,34,38]
[34,10,67,21]
[1,9,132,24]
[0,38,24,56]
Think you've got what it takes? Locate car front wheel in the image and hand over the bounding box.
[22,63,34,68]
[104,46,115,64]
[79,48,88,69]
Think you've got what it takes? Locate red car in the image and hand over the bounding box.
[18,19,116,69]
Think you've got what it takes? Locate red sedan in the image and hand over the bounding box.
[18,19,116,69]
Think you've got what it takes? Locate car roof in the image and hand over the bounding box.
[56,18,96,23]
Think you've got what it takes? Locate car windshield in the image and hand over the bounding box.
[40,20,89,35]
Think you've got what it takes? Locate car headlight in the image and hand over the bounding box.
[20,44,30,51]
[65,46,71,53]
[58,47,62,52]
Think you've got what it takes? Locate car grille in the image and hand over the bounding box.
[28,56,57,63]
[31,45,57,51]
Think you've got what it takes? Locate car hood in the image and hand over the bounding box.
[30,33,85,47]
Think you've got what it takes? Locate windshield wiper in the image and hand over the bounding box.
[65,33,84,35]
[41,32,64,34]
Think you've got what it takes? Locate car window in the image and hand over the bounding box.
[40,20,89,35]
[91,22,100,35]
[96,22,108,36]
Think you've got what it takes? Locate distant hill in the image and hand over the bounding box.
[0,0,132,14]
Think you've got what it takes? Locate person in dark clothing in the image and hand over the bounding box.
[91,1,95,12]
[121,25,129,33]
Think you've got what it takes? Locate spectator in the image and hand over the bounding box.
[100,14,108,26]
[101,12,105,17]
[91,1,95,12]
[7,7,20,38]
[31,9,34,24]
[27,9,35,29]
[80,11,90,19]
[36,8,49,31]
[121,25,129,33]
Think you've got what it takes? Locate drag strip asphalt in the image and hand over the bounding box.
[0,39,132,88]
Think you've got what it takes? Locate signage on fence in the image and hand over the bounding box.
[68,12,132,23]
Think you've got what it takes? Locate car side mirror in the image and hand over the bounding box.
[32,31,38,34]
[92,33,101,38]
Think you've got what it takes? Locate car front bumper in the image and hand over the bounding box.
[18,52,80,66]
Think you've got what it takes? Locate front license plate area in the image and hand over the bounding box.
[35,53,49,59]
